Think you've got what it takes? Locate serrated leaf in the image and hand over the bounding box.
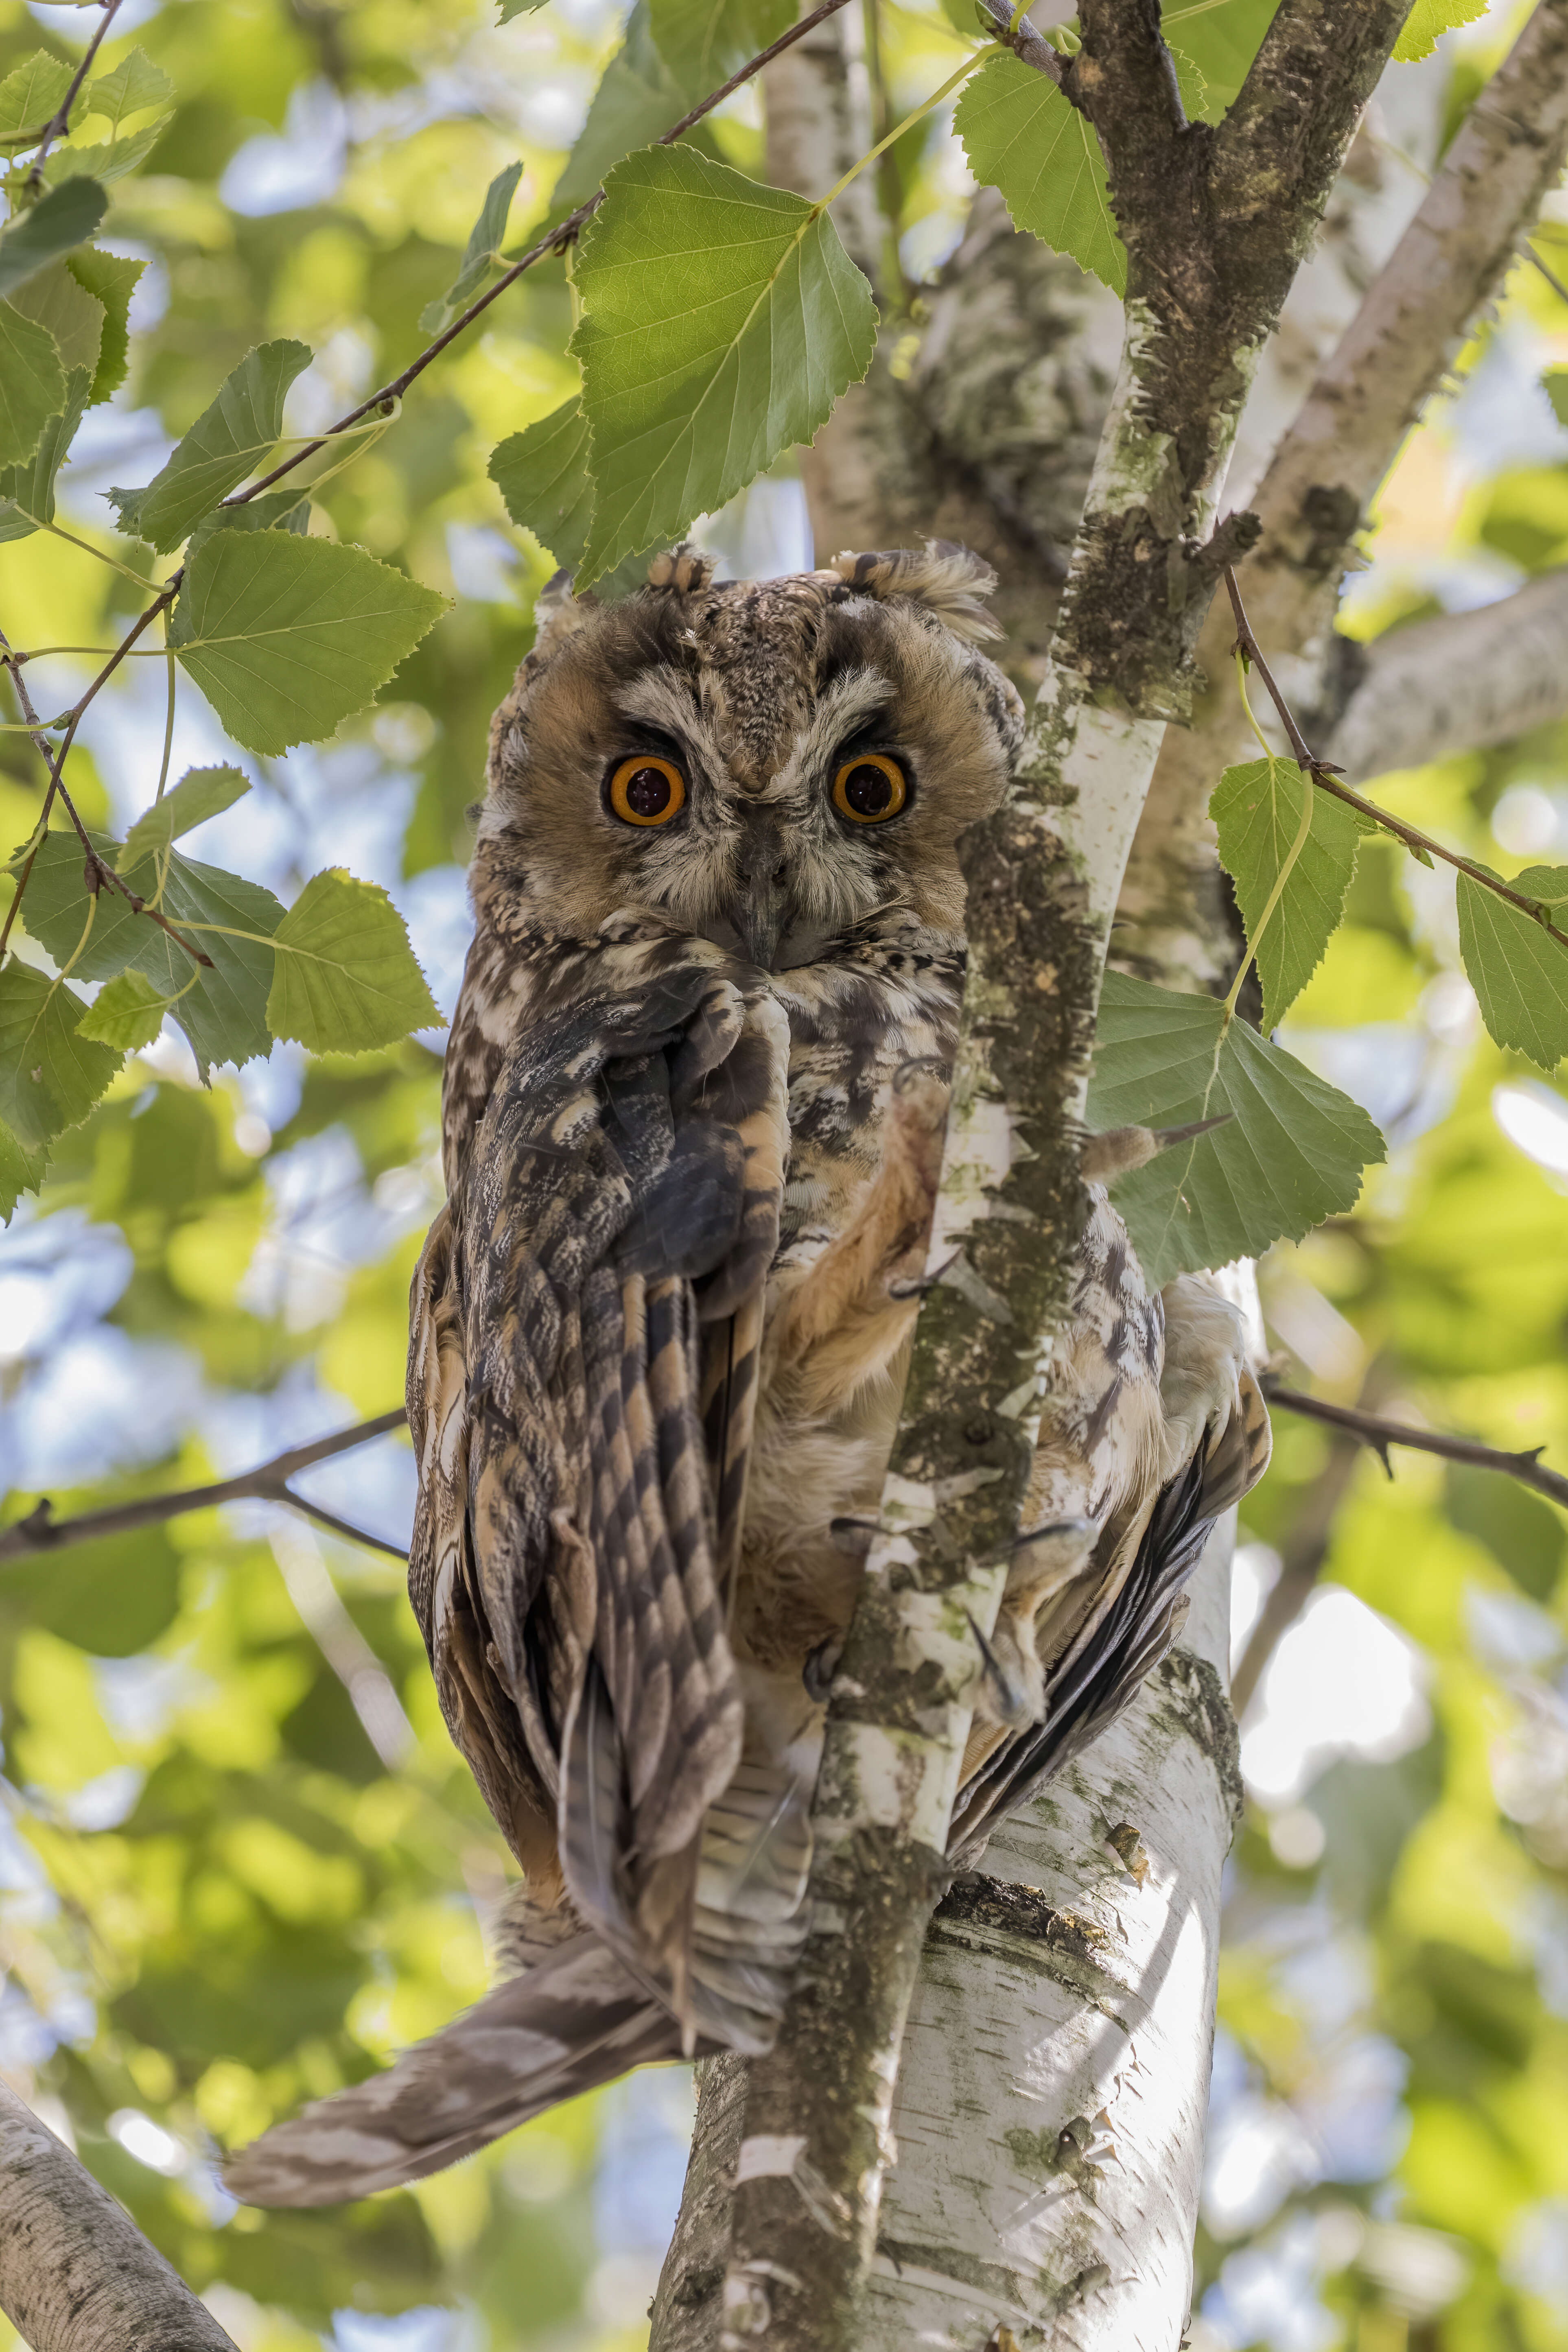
[8,256,103,377]
[1211,756,1362,1028]
[1393,0,1487,62]
[16,830,147,979]
[267,870,441,1054]
[1168,43,1212,123]
[81,47,174,131]
[0,52,74,141]
[109,337,313,551]
[0,177,107,302]
[0,1116,46,1222]
[420,163,523,335]
[555,1,686,212]
[170,529,448,756]
[0,362,89,542]
[0,300,65,469]
[119,766,250,870]
[1086,972,1384,1286]
[490,398,596,571]
[571,145,875,583]
[42,120,166,186]
[0,958,119,1150]
[65,247,143,403]
[1456,863,1568,1072]
[955,54,1124,295]
[1159,0,1279,109]
[649,0,793,103]
[77,966,172,1050]
[184,485,311,566]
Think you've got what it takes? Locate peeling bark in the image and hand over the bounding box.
[1132,0,1568,983]
[0,2083,239,2352]
[709,9,1409,2347]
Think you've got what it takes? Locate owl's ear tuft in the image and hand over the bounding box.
[646,543,718,594]
[828,540,1004,643]
[529,570,597,661]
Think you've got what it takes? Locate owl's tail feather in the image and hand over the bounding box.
[224,1934,691,2208]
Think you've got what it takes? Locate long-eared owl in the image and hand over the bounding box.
[229,542,1269,2206]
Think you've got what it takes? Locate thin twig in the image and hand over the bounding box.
[1222,564,1568,951]
[1263,1379,1568,1510]
[24,0,125,184]
[0,1408,409,1564]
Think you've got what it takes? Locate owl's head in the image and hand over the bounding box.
[472,542,1026,968]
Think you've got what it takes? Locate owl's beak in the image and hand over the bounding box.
[736,824,794,971]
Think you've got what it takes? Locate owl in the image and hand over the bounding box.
[228,542,1270,2206]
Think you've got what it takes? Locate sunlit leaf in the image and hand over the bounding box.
[81,46,175,131]
[1086,972,1384,1284]
[955,54,1125,294]
[490,398,596,571]
[119,767,251,870]
[65,247,144,403]
[0,958,120,1150]
[0,1116,46,1221]
[0,362,89,542]
[7,256,103,377]
[1211,756,1362,1028]
[77,966,173,1050]
[267,870,442,1053]
[109,337,313,551]
[170,530,449,755]
[2,1526,183,1655]
[1456,863,1568,1071]
[571,145,875,582]
[649,0,793,103]
[42,122,167,186]
[1393,0,1488,62]
[0,301,63,468]
[420,163,522,335]
[0,52,74,140]
[1161,0,1279,108]
[0,177,107,302]
[554,0,684,210]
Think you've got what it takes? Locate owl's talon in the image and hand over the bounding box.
[803,1638,843,1703]
[829,1516,881,1556]
[968,1613,1033,1727]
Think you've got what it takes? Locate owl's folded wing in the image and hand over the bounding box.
[409,958,787,2002]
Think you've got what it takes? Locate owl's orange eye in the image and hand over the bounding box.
[833,751,907,825]
[608,754,686,826]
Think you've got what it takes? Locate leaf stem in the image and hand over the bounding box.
[816,50,991,213]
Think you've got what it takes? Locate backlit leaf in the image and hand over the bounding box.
[420,163,522,334]
[267,870,441,1053]
[499,0,549,15]
[1393,0,1488,62]
[42,121,166,186]
[649,0,793,103]
[554,1,684,210]
[0,1117,46,1221]
[81,47,175,131]
[0,361,89,542]
[0,958,119,1150]
[3,1526,183,1656]
[490,398,595,571]
[77,967,174,1050]
[1456,863,1568,1071]
[120,767,251,870]
[1161,0,1279,108]
[0,302,63,468]
[65,247,144,402]
[0,52,74,140]
[0,177,107,301]
[109,337,313,551]
[1086,971,1385,1285]
[1211,757,1362,1028]
[955,54,1124,294]
[571,144,875,582]
[169,530,449,755]
[7,256,103,377]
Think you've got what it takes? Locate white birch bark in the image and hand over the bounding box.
[0,2082,240,2352]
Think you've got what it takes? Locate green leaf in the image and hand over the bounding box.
[15,830,147,980]
[0,52,74,141]
[649,0,793,103]
[65,247,144,403]
[955,54,1124,295]
[109,337,313,551]
[0,1117,46,1222]
[0,958,120,1150]
[555,2,688,216]
[170,529,448,756]
[1159,0,1279,109]
[0,177,107,302]
[419,163,523,335]
[77,966,175,1050]
[7,256,103,378]
[42,120,166,186]
[0,301,65,469]
[119,766,251,870]
[1456,863,1568,1072]
[1086,972,1385,1285]
[1210,756,1362,1028]
[184,485,311,566]
[571,145,875,583]
[1393,0,1488,62]
[1543,368,1568,431]
[3,1525,182,1656]
[490,398,596,571]
[81,47,175,131]
[267,870,441,1053]
[499,0,549,15]
[0,362,89,543]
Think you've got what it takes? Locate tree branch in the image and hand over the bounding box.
[1263,1380,1568,1511]
[0,2081,239,2352]
[22,0,125,182]
[0,1410,408,1565]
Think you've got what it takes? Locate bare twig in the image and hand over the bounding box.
[0,1409,409,1565]
[1263,1379,1568,1510]
[19,0,125,182]
[1223,565,1568,950]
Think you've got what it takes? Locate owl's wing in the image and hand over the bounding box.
[948,1366,1271,1859]
[416,959,788,2005]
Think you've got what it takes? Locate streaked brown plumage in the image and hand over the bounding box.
[228,542,1269,2207]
